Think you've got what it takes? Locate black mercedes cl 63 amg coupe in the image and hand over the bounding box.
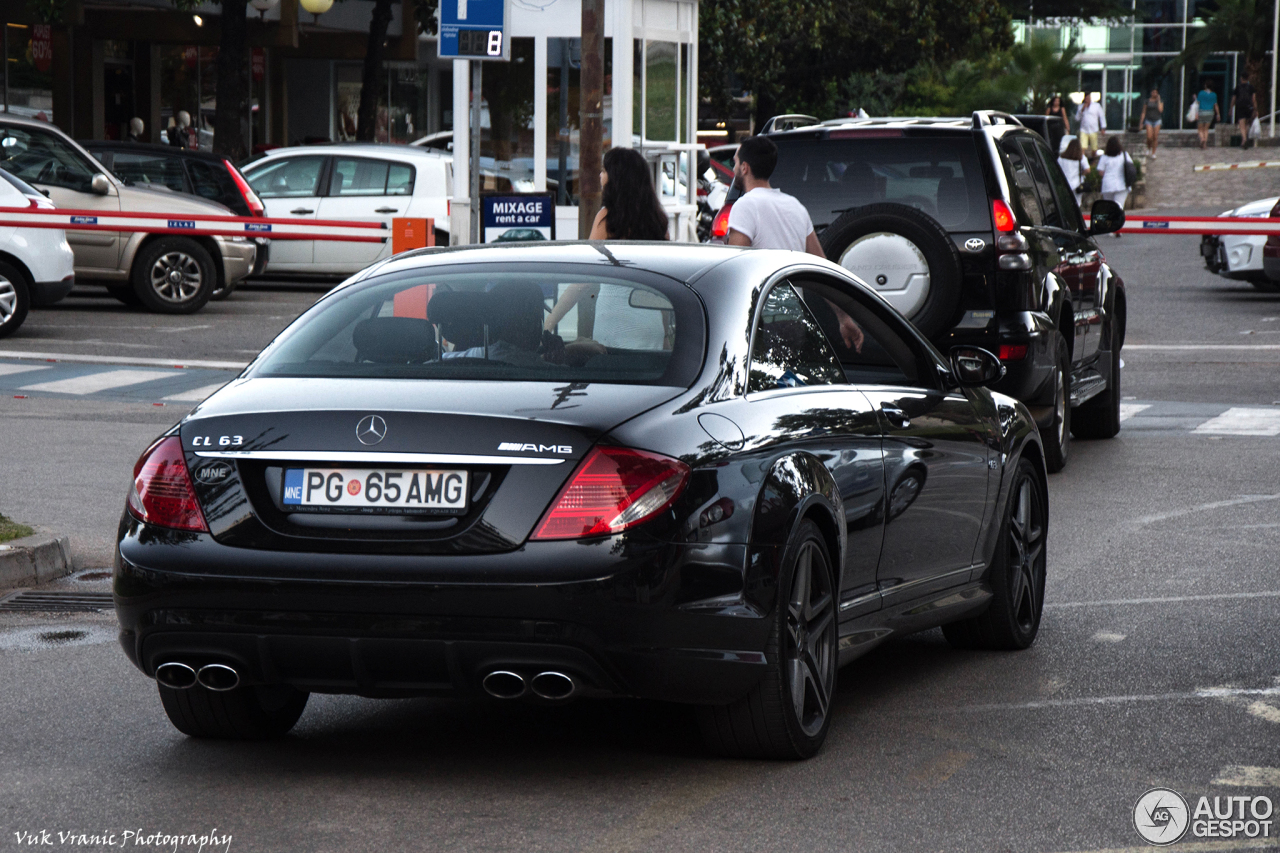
[115,242,1047,759]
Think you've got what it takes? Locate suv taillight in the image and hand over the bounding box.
[993,199,1016,232]
[531,446,690,540]
[127,436,207,532]
[225,160,265,216]
[711,204,732,239]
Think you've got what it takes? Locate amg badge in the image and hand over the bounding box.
[498,442,573,454]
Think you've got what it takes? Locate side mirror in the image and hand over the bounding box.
[90,173,112,195]
[949,345,1005,387]
[1088,198,1125,236]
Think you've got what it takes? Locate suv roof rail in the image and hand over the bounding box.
[760,114,820,134]
[971,111,1025,129]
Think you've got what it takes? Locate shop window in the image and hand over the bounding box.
[4,23,55,123]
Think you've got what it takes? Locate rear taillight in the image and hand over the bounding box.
[993,199,1016,232]
[532,446,690,540]
[225,160,265,216]
[998,344,1029,361]
[711,204,732,239]
[127,436,207,532]
[1270,199,1280,217]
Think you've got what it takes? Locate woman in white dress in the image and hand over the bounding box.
[1056,136,1090,209]
[1095,136,1133,236]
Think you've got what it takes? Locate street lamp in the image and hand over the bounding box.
[249,0,278,19]
[299,0,334,24]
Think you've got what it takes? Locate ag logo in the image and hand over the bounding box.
[193,461,233,485]
[356,415,387,446]
[964,237,986,252]
[1134,788,1190,845]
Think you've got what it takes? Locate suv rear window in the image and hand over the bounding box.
[770,136,991,233]
[253,266,705,387]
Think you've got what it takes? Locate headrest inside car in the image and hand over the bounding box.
[352,317,435,363]
[426,290,490,350]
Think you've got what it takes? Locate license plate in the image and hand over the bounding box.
[282,468,469,514]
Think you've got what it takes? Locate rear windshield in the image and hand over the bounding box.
[770,136,992,233]
[252,265,704,386]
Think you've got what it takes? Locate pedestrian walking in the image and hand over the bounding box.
[1195,80,1219,150]
[1076,93,1106,154]
[1232,74,1258,149]
[1141,89,1163,158]
[1057,136,1090,209]
[1096,136,1133,235]
[588,147,669,240]
[726,135,862,351]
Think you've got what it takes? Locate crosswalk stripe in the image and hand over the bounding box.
[0,364,50,378]
[1192,407,1280,436]
[163,382,227,402]
[19,369,173,396]
[1119,403,1150,421]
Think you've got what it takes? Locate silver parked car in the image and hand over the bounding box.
[0,115,255,314]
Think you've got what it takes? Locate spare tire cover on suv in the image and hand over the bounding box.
[821,202,963,340]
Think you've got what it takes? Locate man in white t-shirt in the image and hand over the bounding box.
[725,135,862,351]
[726,135,825,255]
[1075,94,1106,154]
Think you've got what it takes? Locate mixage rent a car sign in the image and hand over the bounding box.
[482,193,555,243]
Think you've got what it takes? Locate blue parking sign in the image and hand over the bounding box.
[438,0,511,61]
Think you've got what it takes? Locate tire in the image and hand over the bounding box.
[1040,333,1071,473]
[106,285,143,307]
[1072,333,1122,439]
[131,237,216,314]
[942,457,1047,651]
[209,276,237,301]
[0,261,31,339]
[158,682,308,739]
[820,203,963,340]
[697,519,837,759]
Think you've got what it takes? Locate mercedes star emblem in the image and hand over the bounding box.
[356,415,387,446]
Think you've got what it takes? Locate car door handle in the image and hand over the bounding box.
[881,405,911,429]
[375,207,399,214]
[290,208,314,215]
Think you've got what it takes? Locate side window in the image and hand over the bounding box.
[330,158,391,196]
[247,156,324,198]
[797,276,931,389]
[387,163,415,195]
[999,139,1044,227]
[1034,138,1086,232]
[186,159,237,209]
[748,282,846,394]
[1016,137,1063,229]
[108,151,188,194]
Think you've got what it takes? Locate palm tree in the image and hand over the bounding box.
[1007,38,1084,112]
[1175,0,1272,95]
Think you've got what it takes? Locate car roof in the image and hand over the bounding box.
[256,143,451,162]
[79,141,230,163]
[766,111,1025,140]
[357,241,750,284]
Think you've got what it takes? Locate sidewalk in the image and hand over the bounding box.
[1140,143,1280,210]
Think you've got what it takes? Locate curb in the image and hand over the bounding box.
[0,534,73,589]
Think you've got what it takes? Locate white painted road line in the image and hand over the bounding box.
[20,369,173,396]
[0,349,247,370]
[1047,590,1280,608]
[1131,494,1280,527]
[163,382,227,402]
[1125,344,1280,350]
[1119,403,1150,421]
[1194,407,1280,436]
[1213,765,1280,787]
[951,685,1280,712]
[0,364,50,378]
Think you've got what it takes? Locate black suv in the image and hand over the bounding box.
[753,111,1127,471]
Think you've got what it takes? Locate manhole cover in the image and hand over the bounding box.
[0,591,114,613]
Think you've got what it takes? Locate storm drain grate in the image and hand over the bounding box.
[0,591,114,613]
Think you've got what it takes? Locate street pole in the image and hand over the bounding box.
[470,60,482,245]
[578,0,604,238]
[1272,0,1278,136]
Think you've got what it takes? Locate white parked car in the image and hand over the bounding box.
[242,144,451,276]
[0,169,75,338]
[1200,196,1278,291]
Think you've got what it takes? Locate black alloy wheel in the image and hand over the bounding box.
[1072,333,1122,439]
[131,237,215,314]
[698,519,837,759]
[0,262,31,339]
[159,682,309,739]
[1041,333,1071,473]
[942,457,1047,651]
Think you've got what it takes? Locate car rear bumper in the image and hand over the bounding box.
[114,520,769,705]
[940,314,1056,409]
[30,274,75,306]
[217,239,256,285]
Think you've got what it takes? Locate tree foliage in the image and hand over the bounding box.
[1174,0,1273,94]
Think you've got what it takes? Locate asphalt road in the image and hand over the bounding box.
[1,242,1278,853]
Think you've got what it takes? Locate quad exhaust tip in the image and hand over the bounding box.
[155,662,240,692]
[482,670,527,699]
